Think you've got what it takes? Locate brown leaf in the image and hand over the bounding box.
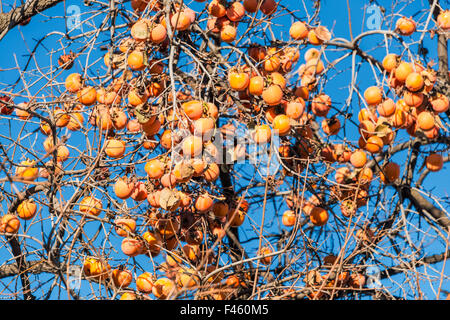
[159,188,181,212]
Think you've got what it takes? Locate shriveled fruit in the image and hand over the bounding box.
[311,93,331,117]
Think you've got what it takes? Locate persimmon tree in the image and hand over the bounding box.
[0,0,449,300]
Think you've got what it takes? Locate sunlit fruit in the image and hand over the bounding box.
[17,199,37,220]
[79,196,102,216]
[396,16,416,36]
[105,139,126,158]
[290,21,309,40]
[350,150,367,168]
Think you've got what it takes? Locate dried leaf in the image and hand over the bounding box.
[159,188,181,212]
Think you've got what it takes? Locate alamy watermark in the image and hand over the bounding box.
[67,265,82,291]
[169,123,281,177]
[366,265,382,289]
[366,4,382,30]
[67,5,82,31]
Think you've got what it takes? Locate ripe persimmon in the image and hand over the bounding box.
[182,135,203,158]
[377,98,396,117]
[16,160,39,181]
[417,111,435,131]
[365,136,384,153]
[437,10,450,30]
[430,93,449,113]
[121,237,144,257]
[249,76,264,96]
[77,86,97,106]
[105,139,126,158]
[150,24,167,44]
[405,72,424,92]
[260,0,277,15]
[228,70,250,91]
[395,62,413,82]
[272,114,291,136]
[17,199,37,220]
[284,98,305,120]
[380,162,400,184]
[79,196,102,216]
[396,17,416,36]
[65,73,82,93]
[226,2,245,21]
[309,206,329,226]
[321,118,341,135]
[152,277,176,299]
[203,162,220,182]
[253,124,272,143]
[364,86,383,106]
[112,269,133,289]
[212,201,229,218]
[262,84,283,106]
[290,21,309,40]
[115,218,136,237]
[195,193,214,213]
[114,177,135,200]
[282,210,297,227]
[171,11,191,31]
[382,53,399,72]
[425,153,444,172]
[350,150,367,168]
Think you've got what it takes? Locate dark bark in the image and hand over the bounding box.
[0,0,63,41]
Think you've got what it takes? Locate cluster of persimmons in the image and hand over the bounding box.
[0,0,449,300]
